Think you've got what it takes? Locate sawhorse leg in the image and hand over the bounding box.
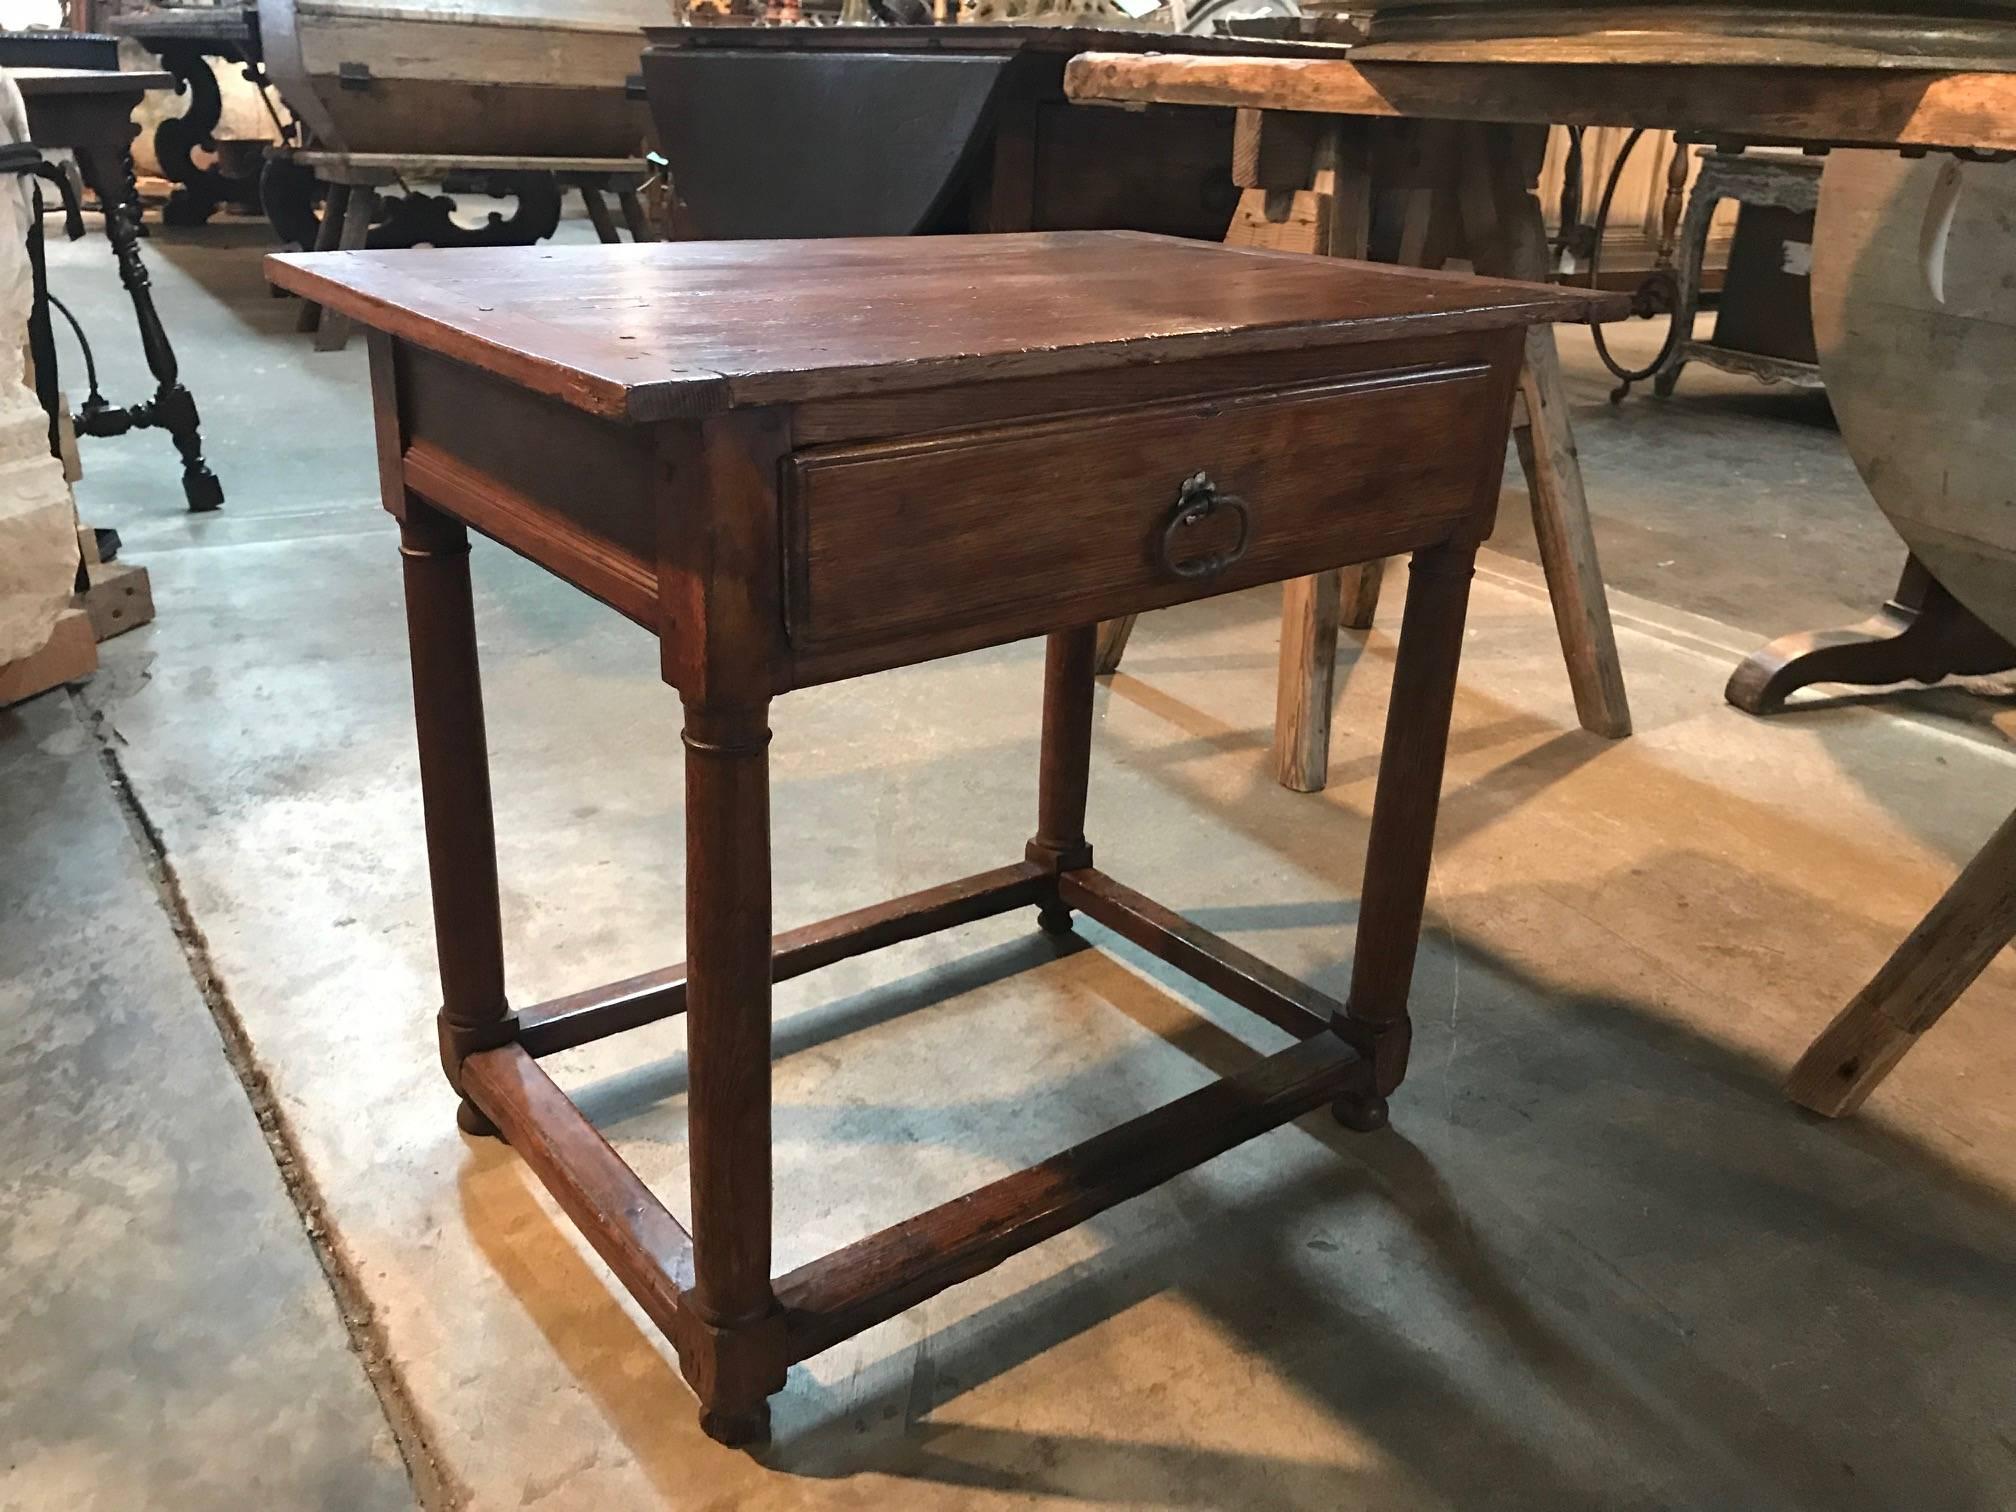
[1786,805,2016,1116]
[1097,113,1632,791]
[1454,124,1632,740]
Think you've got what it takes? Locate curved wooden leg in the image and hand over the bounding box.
[1788,804,2016,1116]
[1726,556,2016,714]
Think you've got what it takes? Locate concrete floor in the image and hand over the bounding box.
[6,217,2015,1511]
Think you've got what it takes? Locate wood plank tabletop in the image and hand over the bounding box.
[1064,52,2016,152]
[265,231,1624,422]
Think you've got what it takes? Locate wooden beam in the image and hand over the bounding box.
[773,1030,1364,1361]
[1059,868,1335,1041]
[1065,54,2016,154]
[1786,805,2016,1116]
[515,861,1051,1056]
[1231,106,1324,188]
[461,1045,697,1345]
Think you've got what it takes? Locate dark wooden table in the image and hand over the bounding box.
[15,66,223,511]
[267,232,1617,1444]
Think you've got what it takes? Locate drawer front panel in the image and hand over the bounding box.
[785,363,1505,661]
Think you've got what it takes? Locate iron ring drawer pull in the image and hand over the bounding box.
[1158,471,1252,580]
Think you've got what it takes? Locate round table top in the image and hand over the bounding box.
[1811,150,2016,644]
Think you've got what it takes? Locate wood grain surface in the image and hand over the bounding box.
[785,363,1498,661]
[1065,53,2016,153]
[265,231,1622,421]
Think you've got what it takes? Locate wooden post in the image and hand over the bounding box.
[1093,613,1137,676]
[1273,569,1342,794]
[1457,126,1633,739]
[295,181,349,333]
[1256,116,1377,792]
[659,411,788,1444]
[398,500,512,1137]
[617,187,652,242]
[579,181,622,244]
[315,182,378,353]
[1028,626,1098,930]
[1787,805,2016,1116]
[1335,541,1477,1129]
[680,698,777,1347]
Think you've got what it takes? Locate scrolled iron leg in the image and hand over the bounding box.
[77,146,224,511]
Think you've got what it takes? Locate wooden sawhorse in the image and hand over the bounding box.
[1092,109,1632,789]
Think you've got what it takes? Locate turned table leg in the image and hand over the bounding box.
[1335,542,1477,1130]
[1028,626,1099,930]
[1787,804,2016,1116]
[681,697,779,1444]
[398,502,512,1137]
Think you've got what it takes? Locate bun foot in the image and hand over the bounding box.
[1037,904,1075,936]
[456,1097,499,1138]
[699,1400,771,1447]
[1331,1093,1389,1133]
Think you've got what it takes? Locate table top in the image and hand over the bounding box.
[1065,51,2016,152]
[644,24,1346,57]
[104,7,256,45]
[265,231,1621,423]
[10,66,175,97]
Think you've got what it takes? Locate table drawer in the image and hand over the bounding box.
[783,361,1506,661]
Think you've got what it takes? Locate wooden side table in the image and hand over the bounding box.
[267,232,1619,1444]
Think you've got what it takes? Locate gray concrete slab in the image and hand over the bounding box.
[0,691,415,1512]
[28,218,2016,1511]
